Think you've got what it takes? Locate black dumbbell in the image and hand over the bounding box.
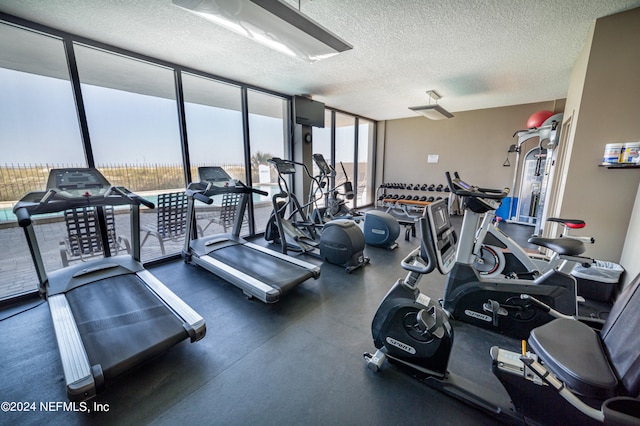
[436,184,443,192]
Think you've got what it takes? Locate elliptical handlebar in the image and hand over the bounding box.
[269,157,315,181]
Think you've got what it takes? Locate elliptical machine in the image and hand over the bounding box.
[265,157,369,273]
[309,153,360,224]
[442,172,579,339]
[364,198,640,426]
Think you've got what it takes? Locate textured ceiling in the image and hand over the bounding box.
[1,0,639,121]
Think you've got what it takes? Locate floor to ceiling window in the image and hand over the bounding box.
[310,110,333,209]
[182,73,246,236]
[357,118,376,206]
[0,22,86,300]
[74,44,184,262]
[311,109,376,210]
[334,112,357,209]
[0,13,375,302]
[247,89,288,233]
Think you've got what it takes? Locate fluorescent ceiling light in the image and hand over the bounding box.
[173,0,353,63]
[409,90,454,120]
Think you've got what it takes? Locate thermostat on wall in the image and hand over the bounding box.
[428,155,439,163]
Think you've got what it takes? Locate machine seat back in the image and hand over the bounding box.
[600,273,640,397]
[528,274,640,400]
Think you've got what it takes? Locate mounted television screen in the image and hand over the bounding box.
[294,96,325,128]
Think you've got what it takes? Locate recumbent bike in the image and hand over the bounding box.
[364,198,640,425]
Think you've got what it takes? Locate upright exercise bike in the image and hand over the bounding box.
[364,198,640,426]
[448,172,593,280]
[442,172,579,339]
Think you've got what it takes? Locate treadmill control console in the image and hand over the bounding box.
[47,168,110,197]
[198,166,231,182]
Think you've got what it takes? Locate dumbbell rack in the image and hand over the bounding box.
[375,182,450,212]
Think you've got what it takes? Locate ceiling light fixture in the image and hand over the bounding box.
[409,90,454,120]
[173,0,353,63]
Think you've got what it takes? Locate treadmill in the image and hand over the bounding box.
[183,167,320,303]
[13,168,206,401]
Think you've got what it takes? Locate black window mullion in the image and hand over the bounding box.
[63,38,94,168]
[241,87,256,235]
[174,69,191,186]
[353,116,359,208]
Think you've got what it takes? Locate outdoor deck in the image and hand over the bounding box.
[0,202,275,301]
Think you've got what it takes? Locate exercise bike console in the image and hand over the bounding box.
[446,171,509,214]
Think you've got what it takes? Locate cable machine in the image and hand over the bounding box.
[506,113,563,236]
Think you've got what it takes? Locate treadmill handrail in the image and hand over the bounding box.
[186,180,268,200]
[13,184,155,226]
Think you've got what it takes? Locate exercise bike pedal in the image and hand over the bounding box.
[483,299,508,327]
[363,350,386,372]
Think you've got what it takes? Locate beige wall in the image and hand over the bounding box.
[554,7,640,280]
[377,7,640,288]
[379,100,563,193]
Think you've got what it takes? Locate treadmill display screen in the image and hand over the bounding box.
[48,169,109,197]
[198,167,232,183]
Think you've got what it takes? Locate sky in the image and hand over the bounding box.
[1,68,282,166]
[1,67,368,167]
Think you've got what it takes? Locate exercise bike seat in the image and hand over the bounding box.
[528,318,618,400]
[547,217,586,229]
[527,236,585,256]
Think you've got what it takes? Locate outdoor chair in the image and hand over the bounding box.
[141,191,188,255]
[198,192,245,234]
[59,206,131,267]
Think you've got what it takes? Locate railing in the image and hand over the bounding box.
[0,162,248,202]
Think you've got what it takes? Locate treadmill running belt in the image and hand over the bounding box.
[208,244,314,294]
[65,274,188,378]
